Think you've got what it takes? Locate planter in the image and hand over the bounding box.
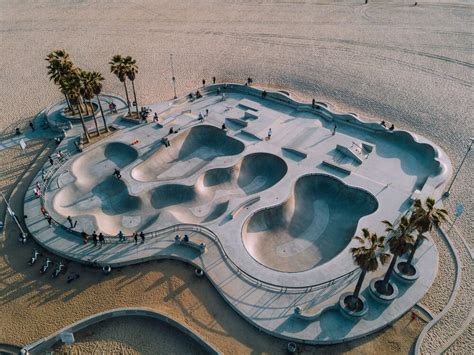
[338,292,368,319]
[394,260,419,283]
[102,265,112,275]
[287,342,297,353]
[62,103,99,120]
[369,277,399,304]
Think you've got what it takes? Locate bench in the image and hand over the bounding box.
[174,235,207,253]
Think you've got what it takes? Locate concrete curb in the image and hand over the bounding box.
[20,307,220,354]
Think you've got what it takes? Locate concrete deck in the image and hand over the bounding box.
[24,84,451,344]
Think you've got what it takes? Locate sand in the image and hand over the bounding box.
[0,0,472,353]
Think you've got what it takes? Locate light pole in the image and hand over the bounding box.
[0,191,25,235]
[444,137,473,197]
[170,54,177,99]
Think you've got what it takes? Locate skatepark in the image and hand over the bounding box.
[19,83,452,348]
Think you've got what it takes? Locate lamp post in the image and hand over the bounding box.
[170,54,177,99]
[0,191,25,235]
[444,137,473,197]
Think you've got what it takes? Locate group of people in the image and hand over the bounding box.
[33,181,42,198]
[381,121,395,131]
[117,230,146,245]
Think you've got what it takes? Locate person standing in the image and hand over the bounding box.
[202,79,206,86]
[92,231,98,246]
[267,128,272,140]
[67,215,74,228]
[29,121,35,131]
[118,230,124,242]
[212,76,216,84]
[332,124,337,136]
[49,156,54,166]
[99,232,105,247]
[140,231,145,244]
[133,232,138,245]
[47,215,52,227]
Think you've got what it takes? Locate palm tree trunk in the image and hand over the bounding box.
[96,94,109,133]
[90,99,100,136]
[406,234,422,268]
[350,269,366,309]
[77,107,90,144]
[123,81,131,115]
[63,93,73,112]
[381,255,397,294]
[82,97,90,115]
[131,79,139,118]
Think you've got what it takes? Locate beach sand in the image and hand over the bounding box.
[0,0,472,353]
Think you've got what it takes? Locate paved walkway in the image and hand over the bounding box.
[418,226,473,354]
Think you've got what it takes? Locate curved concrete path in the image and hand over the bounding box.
[21,307,219,354]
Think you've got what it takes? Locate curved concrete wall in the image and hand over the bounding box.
[21,307,219,354]
[242,174,378,273]
[131,125,245,182]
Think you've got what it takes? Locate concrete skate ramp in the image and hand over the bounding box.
[242,174,378,273]
[201,153,287,195]
[132,125,245,182]
[149,153,287,223]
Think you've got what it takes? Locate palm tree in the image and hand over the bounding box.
[63,72,90,143]
[89,71,109,133]
[109,55,131,116]
[349,228,389,310]
[79,70,100,135]
[406,198,448,271]
[123,55,140,119]
[46,49,74,111]
[380,215,416,294]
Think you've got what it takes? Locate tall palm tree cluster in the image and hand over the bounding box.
[46,50,110,143]
[109,55,139,118]
[46,50,141,143]
[347,197,447,311]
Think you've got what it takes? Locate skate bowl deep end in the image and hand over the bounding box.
[132,125,245,182]
[242,174,378,273]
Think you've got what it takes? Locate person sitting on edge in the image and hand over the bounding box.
[183,234,189,242]
[198,112,204,123]
[117,230,124,242]
[169,127,174,134]
[222,123,227,130]
[196,90,202,98]
[262,90,267,98]
[381,120,386,127]
[389,124,395,131]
